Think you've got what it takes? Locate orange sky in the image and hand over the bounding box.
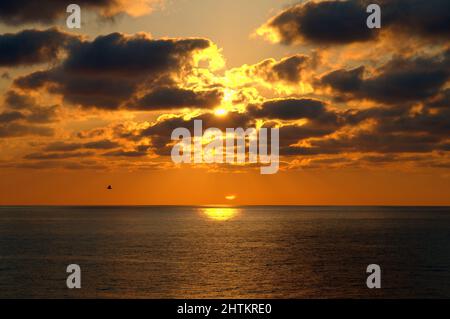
[1,166,449,206]
[0,0,449,205]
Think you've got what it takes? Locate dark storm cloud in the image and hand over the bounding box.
[270,55,309,82]
[44,139,120,152]
[262,0,450,45]
[0,123,54,138]
[344,104,450,136]
[264,0,376,45]
[2,90,58,124]
[4,90,37,109]
[281,124,339,142]
[381,0,450,38]
[295,154,450,169]
[259,97,449,156]
[281,132,446,156]
[321,51,450,103]
[343,104,411,125]
[254,55,310,83]
[0,112,56,137]
[44,142,83,152]
[303,157,360,169]
[0,28,79,67]
[14,33,213,110]
[376,109,450,137]
[24,151,95,160]
[0,0,124,25]
[290,132,442,155]
[321,67,364,94]
[62,33,209,75]
[1,160,107,170]
[358,154,399,163]
[14,70,57,90]
[77,128,107,139]
[281,145,341,156]
[0,111,26,123]
[280,103,450,156]
[130,87,223,110]
[84,139,121,150]
[102,150,148,157]
[247,98,344,147]
[16,70,139,109]
[256,105,345,155]
[428,89,450,109]
[248,98,328,120]
[25,105,58,123]
[361,56,449,103]
[275,122,343,157]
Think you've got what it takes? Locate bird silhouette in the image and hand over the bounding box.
[107,185,112,190]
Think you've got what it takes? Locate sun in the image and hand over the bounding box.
[225,195,236,201]
[214,108,228,117]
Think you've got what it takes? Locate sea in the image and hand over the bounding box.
[0,206,449,298]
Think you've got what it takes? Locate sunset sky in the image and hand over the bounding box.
[0,0,449,205]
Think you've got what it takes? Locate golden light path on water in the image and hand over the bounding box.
[201,208,240,221]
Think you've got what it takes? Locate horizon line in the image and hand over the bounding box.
[1,204,449,208]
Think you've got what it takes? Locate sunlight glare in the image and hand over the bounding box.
[202,208,239,221]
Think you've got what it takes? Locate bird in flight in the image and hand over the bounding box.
[107,185,112,190]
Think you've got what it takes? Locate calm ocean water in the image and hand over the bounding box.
[0,206,449,299]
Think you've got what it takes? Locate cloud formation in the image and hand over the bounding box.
[257,0,376,45]
[44,140,120,152]
[321,51,450,103]
[14,32,217,110]
[0,0,162,25]
[1,2,448,173]
[248,98,329,120]
[0,123,54,138]
[250,55,311,83]
[257,0,450,45]
[0,90,58,138]
[0,28,79,67]
[129,87,223,110]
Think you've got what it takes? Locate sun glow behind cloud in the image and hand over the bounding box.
[214,108,228,116]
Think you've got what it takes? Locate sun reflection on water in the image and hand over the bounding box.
[201,208,240,221]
